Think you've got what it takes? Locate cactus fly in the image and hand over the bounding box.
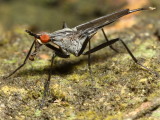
[5,7,158,106]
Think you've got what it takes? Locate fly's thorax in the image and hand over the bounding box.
[52,32,88,56]
[36,28,87,56]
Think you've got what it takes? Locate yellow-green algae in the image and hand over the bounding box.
[1,85,27,96]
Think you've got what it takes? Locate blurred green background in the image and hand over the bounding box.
[1,0,159,31]
[0,0,127,31]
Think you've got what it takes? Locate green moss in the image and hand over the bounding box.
[0,85,27,96]
[151,108,160,119]
[77,110,103,120]
[50,84,68,101]
[35,109,42,117]
[134,39,156,58]
[104,112,123,120]
[67,73,87,82]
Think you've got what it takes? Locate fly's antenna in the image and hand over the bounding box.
[25,30,40,39]
[129,7,156,13]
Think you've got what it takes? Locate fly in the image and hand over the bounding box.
[4,7,158,107]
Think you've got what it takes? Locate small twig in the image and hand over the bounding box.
[123,97,160,120]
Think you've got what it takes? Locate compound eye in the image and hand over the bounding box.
[40,34,50,43]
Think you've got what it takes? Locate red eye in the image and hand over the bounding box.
[40,34,50,43]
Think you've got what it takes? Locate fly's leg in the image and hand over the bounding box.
[44,53,56,98]
[118,38,159,77]
[88,38,94,81]
[29,40,42,61]
[83,38,119,55]
[4,40,36,79]
[101,28,118,53]
[83,38,159,77]
[40,53,56,108]
[62,21,68,28]
[88,38,91,72]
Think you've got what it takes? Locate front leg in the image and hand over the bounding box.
[40,53,56,108]
[4,40,36,79]
[88,38,94,81]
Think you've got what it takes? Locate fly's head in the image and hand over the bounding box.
[25,30,52,61]
[25,30,51,44]
[38,33,51,44]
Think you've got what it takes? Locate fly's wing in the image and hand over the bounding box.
[75,7,155,31]
[76,9,129,30]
